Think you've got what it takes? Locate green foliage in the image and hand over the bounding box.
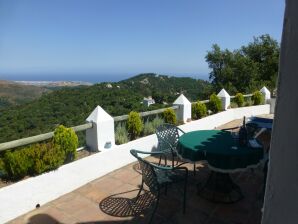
[192,101,207,120]
[0,125,78,180]
[206,34,279,94]
[252,91,264,105]
[0,158,5,176]
[229,102,238,108]
[115,123,129,145]
[3,150,32,180]
[127,111,143,140]
[234,93,244,107]
[2,142,65,180]
[244,98,253,106]
[151,116,165,130]
[163,108,177,124]
[143,119,155,136]
[53,125,78,162]
[37,143,65,173]
[208,94,222,113]
[143,116,165,136]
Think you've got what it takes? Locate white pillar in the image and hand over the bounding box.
[217,89,230,110]
[86,106,115,152]
[260,86,271,103]
[173,94,191,123]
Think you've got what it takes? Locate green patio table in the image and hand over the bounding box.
[177,130,264,203]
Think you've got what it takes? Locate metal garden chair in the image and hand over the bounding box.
[156,123,197,174]
[130,149,188,224]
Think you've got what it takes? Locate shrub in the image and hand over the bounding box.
[252,91,264,105]
[151,116,164,130]
[245,98,253,106]
[127,111,143,140]
[208,93,222,113]
[34,143,65,173]
[234,93,244,107]
[1,125,78,180]
[163,108,177,124]
[143,116,165,136]
[3,149,32,180]
[229,102,238,108]
[53,125,78,162]
[192,101,207,120]
[115,123,129,144]
[143,119,155,136]
[0,158,4,173]
[2,142,65,180]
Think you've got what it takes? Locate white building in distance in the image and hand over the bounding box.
[143,96,155,107]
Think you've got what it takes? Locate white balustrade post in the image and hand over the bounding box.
[217,89,230,110]
[173,94,191,123]
[86,106,115,152]
[260,86,271,103]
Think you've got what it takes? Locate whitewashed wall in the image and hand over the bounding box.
[262,0,298,223]
[0,104,270,223]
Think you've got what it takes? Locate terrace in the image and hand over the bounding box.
[9,118,268,224]
[1,2,298,223]
[0,86,273,224]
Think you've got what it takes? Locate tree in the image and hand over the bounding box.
[241,34,280,91]
[205,34,279,94]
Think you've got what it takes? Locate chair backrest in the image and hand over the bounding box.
[156,123,180,152]
[130,150,159,194]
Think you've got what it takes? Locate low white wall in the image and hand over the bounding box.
[181,104,270,132]
[0,104,270,223]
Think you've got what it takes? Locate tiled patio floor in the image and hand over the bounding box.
[10,119,268,224]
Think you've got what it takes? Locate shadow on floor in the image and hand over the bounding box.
[27,213,62,224]
[99,189,156,217]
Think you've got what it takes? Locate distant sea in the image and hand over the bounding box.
[0,73,209,84]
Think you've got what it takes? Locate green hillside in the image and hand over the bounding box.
[0,74,212,143]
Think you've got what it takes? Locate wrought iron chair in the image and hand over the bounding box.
[156,123,196,174]
[130,149,188,224]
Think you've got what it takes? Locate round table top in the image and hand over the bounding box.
[177,130,264,172]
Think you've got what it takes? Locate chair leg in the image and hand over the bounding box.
[183,172,188,214]
[193,163,196,176]
[136,180,144,199]
[149,194,160,224]
[158,155,162,166]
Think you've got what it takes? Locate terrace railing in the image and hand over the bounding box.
[0,123,93,152]
[0,87,272,152]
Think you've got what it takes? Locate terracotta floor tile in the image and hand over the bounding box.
[91,176,125,194]
[111,168,140,184]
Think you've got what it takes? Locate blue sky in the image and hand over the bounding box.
[0,0,285,82]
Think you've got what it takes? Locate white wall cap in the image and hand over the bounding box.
[217,89,230,97]
[260,86,270,94]
[173,94,191,105]
[86,106,113,122]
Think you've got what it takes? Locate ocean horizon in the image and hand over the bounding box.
[0,73,209,83]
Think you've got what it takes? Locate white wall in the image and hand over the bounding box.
[262,1,298,223]
[181,105,270,132]
[0,105,270,223]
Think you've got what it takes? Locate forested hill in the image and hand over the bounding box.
[0,74,212,142]
[120,74,211,103]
